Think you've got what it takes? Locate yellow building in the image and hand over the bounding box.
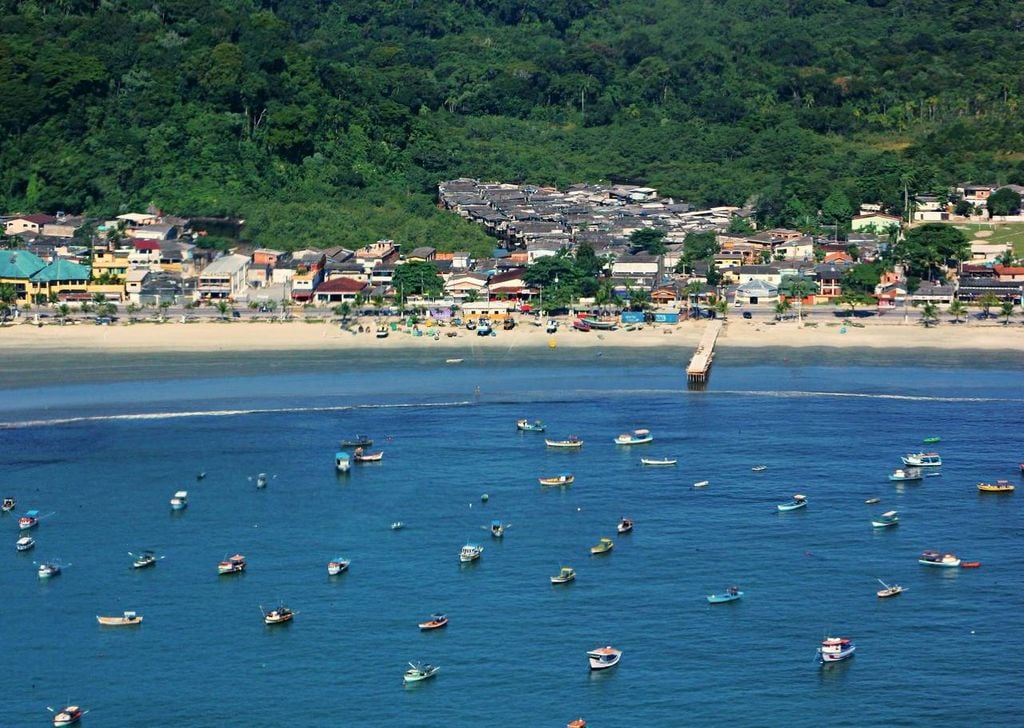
[0,249,92,302]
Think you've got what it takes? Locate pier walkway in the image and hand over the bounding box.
[686,320,723,388]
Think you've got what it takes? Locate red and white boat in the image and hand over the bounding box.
[817,636,855,663]
[352,448,384,463]
[587,645,621,670]
[50,705,83,727]
[418,613,448,630]
[19,509,40,529]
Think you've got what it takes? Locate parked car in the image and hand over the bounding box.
[742,311,753,319]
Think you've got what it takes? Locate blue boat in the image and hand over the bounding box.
[516,419,546,432]
[707,587,743,604]
[888,468,922,482]
[334,451,350,473]
[776,494,807,512]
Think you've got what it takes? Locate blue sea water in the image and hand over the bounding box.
[2,348,1023,727]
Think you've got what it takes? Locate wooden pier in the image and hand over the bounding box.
[686,320,723,388]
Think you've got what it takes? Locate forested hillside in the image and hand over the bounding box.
[2,0,1022,248]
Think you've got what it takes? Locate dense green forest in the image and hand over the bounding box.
[2,0,1023,251]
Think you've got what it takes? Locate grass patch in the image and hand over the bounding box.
[952,222,1024,257]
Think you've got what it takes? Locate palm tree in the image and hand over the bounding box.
[0,283,16,322]
[774,300,791,320]
[977,292,999,319]
[713,299,728,320]
[999,301,1016,325]
[948,299,967,323]
[336,302,352,320]
[57,303,70,324]
[216,300,231,320]
[920,301,938,327]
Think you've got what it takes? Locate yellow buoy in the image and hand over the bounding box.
[548,338,557,349]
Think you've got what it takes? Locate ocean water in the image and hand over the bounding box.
[2,349,1023,727]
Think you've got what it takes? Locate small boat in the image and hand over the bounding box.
[751,465,768,472]
[922,436,941,444]
[539,473,574,486]
[403,662,440,683]
[641,457,677,466]
[196,471,206,480]
[692,480,709,488]
[567,719,587,728]
[876,579,905,598]
[16,535,35,551]
[18,509,40,530]
[327,558,350,575]
[590,537,614,555]
[817,636,855,663]
[871,510,899,528]
[616,518,634,535]
[707,586,743,604]
[489,520,506,538]
[614,429,653,445]
[1,496,15,512]
[902,452,942,467]
[50,705,83,726]
[376,325,389,339]
[777,494,808,512]
[169,491,188,510]
[977,480,1015,493]
[445,358,463,364]
[96,610,143,626]
[341,435,373,448]
[545,436,583,448]
[459,543,483,563]
[572,319,592,332]
[352,447,384,462]
[218,553,247,574]
[864,497,881,505]
[335,451,351,473]
[960,561,982,568]
[418,613,448,630]
[255,473,268,489]
[130,550,160,569]
[516,418,546,432]
[37,561,63,579]
[919,550,960,568]
[391,521,405,531]
[480,493,489,503]
[263,605,294,625]
[888,468,923,482]
[587,645,621,670]
[551,566,576,584]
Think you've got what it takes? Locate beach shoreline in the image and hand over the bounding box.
[1,316,1022,355]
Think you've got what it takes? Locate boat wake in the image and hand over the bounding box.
[0,400,474,430]
[710,389,1017,404]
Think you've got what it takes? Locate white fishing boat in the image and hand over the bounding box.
[614,429,653,445]
[545,436,583,449]
[403,662,440,683]
[817,636,855,663]
[169,491,188,510]
[217,553,247,574]
[459,543,483,563]
[262,605,294,625]
[616,518,634,534]
[327,558,350,575]
[888,468,923,482]
[49,705,84,726]
[871,510,899,528]
[777,494,808,512]
[96,610,143,626]
[692,480,709,488]
[1,496,15,512]
[390,521,405,531]
[255,473,268,488]
[751,465,768,472]
[918,550,960,568]
[37,560,64,579]
[335,451,351,472]
[640,457,677,466]
[876,579,905,598]
[18,509,40,529]
[16,535,35,551]
[587,645,622,670]
[551,566,576,584]
[130,550,161,569]
[901,452,942,467]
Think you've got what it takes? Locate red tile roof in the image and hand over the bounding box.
[316,277,368,293]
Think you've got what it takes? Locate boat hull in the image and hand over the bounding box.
[539,476,574,486]
[545,440,583,448]
[641,458,676,466]
[96,616,143,626]
[919,559,960,567]
[707,592,743,603]
[777,502,807,512]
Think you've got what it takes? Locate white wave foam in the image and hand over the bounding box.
[710,389,1015,403]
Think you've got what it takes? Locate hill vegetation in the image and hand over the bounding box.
[2,0,1022,251]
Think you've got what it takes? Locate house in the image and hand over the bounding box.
[850,213,902,232]
[124,268,150,297]
[252,248,286,267]
[734,279,779,305]
[128,240,163,268]
[814,265,847,299]
[4,214,56,236]
[956,184,997,206]
[994,264,1024,282]
[953,277,1023,303]
[131,223,177,241]
[486,268,532,301]
[116,212,159,227]
[131,271,184,307]
[910,282,955,305]
[312,277,369,304]
[197,254,250,299]
[913,195,948,222]
[41,216,85,239]
[444,272,489,300]
[406,246,436,262]
[91,249,131,281]
[354,240,399,270]
[611,252,661,282]
[731,265,782,286]
[0,249,91,302]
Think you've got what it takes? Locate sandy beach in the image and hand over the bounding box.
[2,315,1022,354]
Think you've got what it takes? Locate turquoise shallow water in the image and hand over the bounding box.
[2,352,1023,727]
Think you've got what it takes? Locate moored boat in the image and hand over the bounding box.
[551,566,576,584]
[919,550,960,568]
[391,521,405,531]
[545,436,583,449]
[692,480,709,488]
[255,473,268,488]
[16,535,35,551]
[871,510,899,528]
[751,465,768,472]
[169,491,188,510]
[590,537,614,555]
[18,509,40,529]
[50,705,83,726]
[902,452,942,467]
[418,613,448,630]
[341,435,373,448]
[516,418,546,432]
[616,517,634,534]
[130,550,160,569]
[218,553,247,574]
[489,520,506,538]
[567,719,587,728]
[614,429,653,445]
[587,645,621,670]
[539,473,574,486]
[96,610,143,626]
[864,497,881,504]
[777,494,808,512]
[1,496,15,512]
[640,457,677,466]
[37,561,63,579]
[263,605,294,625]
[977,480,1014,493]
[327,558,350,575]
[352,447,384,462]
[334,451,351,472]
[459,543,483,563]
[888,468,923,482]
[376,325,389,338]
[923,436,941,444]
[876,579,905,598]
[960,560,981,568]
[817,636,855,663]
[707,586,743,604]
[403,662,440,683]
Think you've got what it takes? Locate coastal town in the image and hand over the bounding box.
[2,180,1023,333]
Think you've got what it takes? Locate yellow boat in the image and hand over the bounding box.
[96,611,143,626]
[977,480,1015,493]
[590,538,614,555]
[539,474,574,486]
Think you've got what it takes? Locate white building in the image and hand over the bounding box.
[197,254,250,299]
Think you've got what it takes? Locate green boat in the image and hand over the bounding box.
[922,436,940,444]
